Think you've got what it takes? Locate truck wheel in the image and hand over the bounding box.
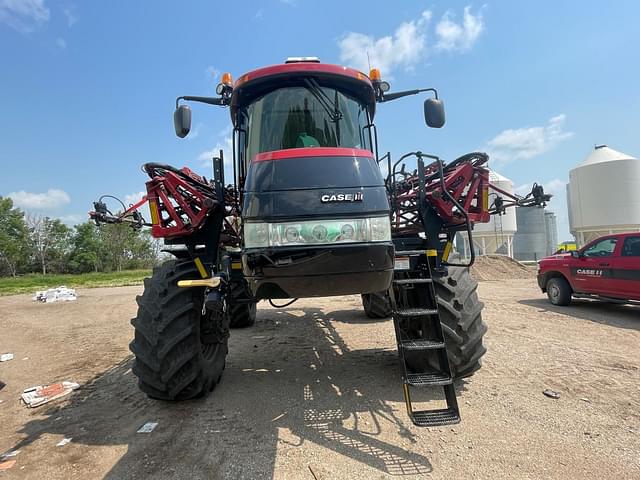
[361,292,392,318]
[228,281,257,328]
[546,277,572,306]
[130,260,228,400]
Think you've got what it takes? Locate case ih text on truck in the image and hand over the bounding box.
[538,232,640,306]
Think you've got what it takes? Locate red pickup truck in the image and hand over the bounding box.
[537,232,640,306]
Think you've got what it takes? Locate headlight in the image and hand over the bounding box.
[244,216,391,248]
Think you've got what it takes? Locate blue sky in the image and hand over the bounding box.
[1,0,639,241]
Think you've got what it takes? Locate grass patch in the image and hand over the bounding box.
[0,270,151,296]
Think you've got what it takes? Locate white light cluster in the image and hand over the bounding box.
[244,216,391,248]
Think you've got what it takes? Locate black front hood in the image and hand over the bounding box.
[242,149,389,220]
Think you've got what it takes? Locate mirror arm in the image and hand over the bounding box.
[176,95,227,108]
[380,87,438,103]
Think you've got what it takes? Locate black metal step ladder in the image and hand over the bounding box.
[391,249,460,427]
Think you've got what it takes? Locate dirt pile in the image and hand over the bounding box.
[470,254,536,281]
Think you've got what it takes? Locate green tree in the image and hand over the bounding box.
[26,214,72,275]
[69,222,102,273]
[0,197,29,276]
[98,223,158,272]
[125,229,157,269]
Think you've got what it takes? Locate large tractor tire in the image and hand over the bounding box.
[228,281,257,328]
[361,262,487,379]
[361,292,392,318]
[130,260,229,400]
[431,264,487,378]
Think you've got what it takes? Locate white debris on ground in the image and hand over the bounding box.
[0,450,20,460]
[0,353,13,362]
[56,438,72,447]
[136,422,158,433]
[21,381,80,408]
[32,286,77,303]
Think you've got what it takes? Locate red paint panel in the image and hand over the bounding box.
[253,147,374,162]
[236,63,372,88]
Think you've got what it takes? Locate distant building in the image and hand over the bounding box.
[567,145,640,246]
[458,170,518,258]
[513,207,558,261]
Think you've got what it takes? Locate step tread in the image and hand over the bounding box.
[395,308,439,317]
[395,250,426,256]
[411,408,460,427]
[400,339,445,350]
[393,278,433,285]
[406,372,453,386]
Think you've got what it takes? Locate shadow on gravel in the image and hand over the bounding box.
[519,298,640,330]
[324,307,391,324]
[6,306,463,478]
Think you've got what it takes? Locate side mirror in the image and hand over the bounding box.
[571,251,580,258]
[173,104,192,138]
[424,98,445,128]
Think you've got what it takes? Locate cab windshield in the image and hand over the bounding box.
[242,85,372,161]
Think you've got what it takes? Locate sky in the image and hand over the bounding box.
[1,0,639,241]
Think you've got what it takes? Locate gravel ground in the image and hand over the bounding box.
[0,279,638,479]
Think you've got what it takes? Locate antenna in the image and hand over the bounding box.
[367,51,371,71]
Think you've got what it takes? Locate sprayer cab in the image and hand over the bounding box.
[231,61,392,298]
[168,58,451,299]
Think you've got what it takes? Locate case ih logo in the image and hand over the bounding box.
[576,268,603,277]
[321,193,364,203]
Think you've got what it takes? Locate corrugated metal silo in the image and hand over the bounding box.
[544,211,558,255]
[513,207,557,261]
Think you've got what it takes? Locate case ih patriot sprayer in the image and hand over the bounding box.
[91,57,550,426]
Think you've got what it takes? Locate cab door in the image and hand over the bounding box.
[572,236,619,296]
[611,235,640,300]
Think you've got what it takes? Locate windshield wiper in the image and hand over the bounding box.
[303,78,343,123]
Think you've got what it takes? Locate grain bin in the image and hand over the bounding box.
[513,207,557,261]
[567,145,640,245]
[459,170,518,258]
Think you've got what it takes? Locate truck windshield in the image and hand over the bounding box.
[243,86,371,161]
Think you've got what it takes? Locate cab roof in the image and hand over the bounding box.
[229,61,376,125]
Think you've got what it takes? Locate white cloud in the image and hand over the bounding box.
[206,65,220,83]
[198,129,234,184]
[338,10,432,76]
[254,8,264,19]
[124,191,150,222]
[486,114,573,166]
[435,6,484,53]
[541,178,567,197]
[185,122,203,141]
[62,5,77,27]
[199,135,232,165]
[8,188,70,210]
[124,191,146,207]
[515,178,565,199]
[0,0,50,33]
[56,37,66,49]
[57,213,85,226]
